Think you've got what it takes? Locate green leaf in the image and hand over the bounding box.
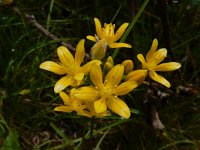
[1,129,21,150]
[112,0,149,59]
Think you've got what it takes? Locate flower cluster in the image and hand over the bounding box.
[39,18,181,119]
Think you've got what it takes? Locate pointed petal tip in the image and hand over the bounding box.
[177,63,181,69]
[54,87,61,93]
[153,38,158,43]
[151,38,158,49]
[124,22,129,26]
[75,39,85,65]
[39,61,51,69]
[80,39,85,43]
[154,62,181,72]
[107,98,131,119]
[57,46,74,65]
[120,22,129,29]
[137,54,146,63]
[54,106,72,112]
[57,45,68,52]
[86,35,97,42]
[54,76,73,93]
[149,71,171,88]
[94,17,99,21]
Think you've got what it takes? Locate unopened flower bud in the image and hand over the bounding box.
[91,39,107,60]
[122,60,134,74]
[104,56,114,72]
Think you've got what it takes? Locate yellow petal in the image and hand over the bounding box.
[122,60,134,74]
[154,62,181,71]
[75,39,85,65]
[86,35,97,42]
[57,46,74,66]
[85,102,111,117]
[146,38,158,62]
[94,17,103,39]
[149,48,167,65]
[80,60,101,73]
[137,54,148,69]
[114,23,129,41]
[149,71,171,88]
[94,110,111,118]
[90,65,104,89]
[77,110,93,118]
[109,42,132,48]
[94,97,107,113]
[59,91,70,104]
[70,86,100,101]
[108,24,115,37]
[107,97,130,119]
[74,72,84,82]
[91,39,107,60]
[126,70,148,85]
[105,64,124,87]
[103,23,110,36]
[114,81,138,95]
[54,106,73,112]
[39,61,66,75]
[54,76,73,93]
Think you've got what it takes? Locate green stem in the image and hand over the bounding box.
[112,0,149,59]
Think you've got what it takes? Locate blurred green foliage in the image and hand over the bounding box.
[0,0,200,149]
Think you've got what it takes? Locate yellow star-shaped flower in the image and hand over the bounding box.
[87,17,132,60]
[70,64,138,119]
[39,39,101,93]
[54,91,87,115]
[54,92,110,118]
[131,38,181,88]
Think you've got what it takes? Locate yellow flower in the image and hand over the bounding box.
[39,39,101,93]
[54,91,91,117]
[136,38,181,88]
[54,91,110,118]
[87,17,132,60]
[70,64,138,119]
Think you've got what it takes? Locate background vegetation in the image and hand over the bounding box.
[0,0,200,149]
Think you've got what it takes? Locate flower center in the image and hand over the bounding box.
[100,85,114,98]
[146,62,157,70]
[67,64,80,75]
[102,23,115,44]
